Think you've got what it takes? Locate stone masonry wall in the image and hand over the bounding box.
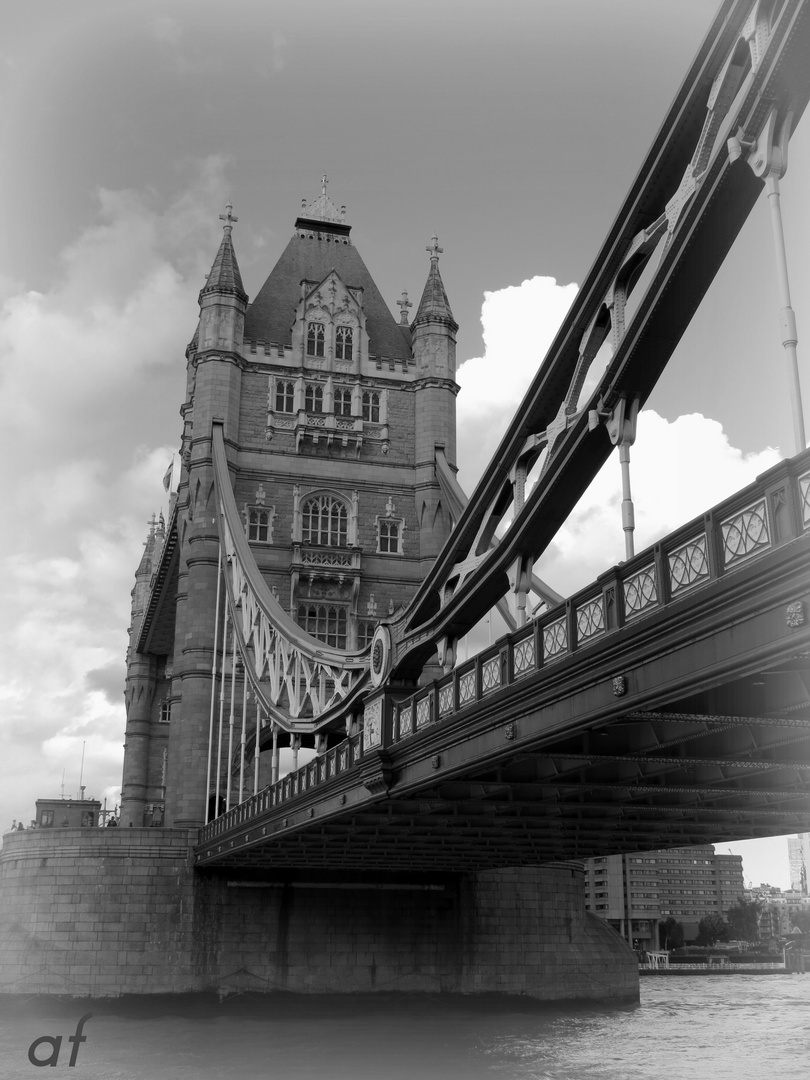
[0,829,197,996]
[459,867,639,1000]
[0,830,638,1002]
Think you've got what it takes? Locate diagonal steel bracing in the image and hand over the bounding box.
[198,2,810,866]
[379,0,810,677]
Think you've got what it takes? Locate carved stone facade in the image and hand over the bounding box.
[121,190,458,828]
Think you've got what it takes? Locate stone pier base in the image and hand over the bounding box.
[0,829,638,1002]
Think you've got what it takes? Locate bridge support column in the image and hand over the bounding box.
[457,865,638,1000]
[185,863,638,1003]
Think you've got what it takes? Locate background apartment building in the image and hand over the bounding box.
[584,845,744,949]
[746,881,810,936]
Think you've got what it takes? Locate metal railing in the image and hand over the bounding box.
[199,451,809,843]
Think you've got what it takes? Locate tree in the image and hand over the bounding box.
[659,917,684,950]
[696,913,730,946]
[725,897,762,942]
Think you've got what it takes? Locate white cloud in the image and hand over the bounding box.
[458,276,578,414]
[0,160,229,833]
[456,276,578,491]
[536,410,779,598]
[456,276,781,601]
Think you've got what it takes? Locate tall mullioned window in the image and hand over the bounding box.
[247,508,272,543]
[378,519,401,554]
[275,380,295,412]
[362,390,380,423]
[302,494,348,547]
[334,387,353,417]
[335,326,353,361]
[298,604,347,648]
[305,384,324,413]
[307,323,325,357]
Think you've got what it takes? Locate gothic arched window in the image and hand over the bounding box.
[335,326,353,361]
[334,386,352,417]
[378,518,402,554]
[307,323,325,357]
[275,380,295,413]
[247,508,273,543]
[362,390,380,423]
[305,384,324,413]
[302,494,348,547]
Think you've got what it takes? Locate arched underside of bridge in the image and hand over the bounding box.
[197,525,810,876]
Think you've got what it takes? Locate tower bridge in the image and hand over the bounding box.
[196,447,810,872]
[2,0,809,1002]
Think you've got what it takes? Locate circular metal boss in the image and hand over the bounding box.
[369,624,392,687]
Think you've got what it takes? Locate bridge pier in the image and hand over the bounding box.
[0,830,637,1003]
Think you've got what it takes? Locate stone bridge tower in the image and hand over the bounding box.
[121,185,459,828]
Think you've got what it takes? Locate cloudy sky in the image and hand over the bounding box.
[1,0,808,888]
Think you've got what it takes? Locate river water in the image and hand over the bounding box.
[1,975,808,1080]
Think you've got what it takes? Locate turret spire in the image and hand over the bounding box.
[200,202,247,302]
[414,234,456,327]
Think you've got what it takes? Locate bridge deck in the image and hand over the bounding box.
[196,453,810,872]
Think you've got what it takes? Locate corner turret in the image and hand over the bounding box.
[197,204,248,356]
[120,514,164,827]
[411,236,459,560]
[414,237,456,332]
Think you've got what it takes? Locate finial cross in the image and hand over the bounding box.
[427,235,443,261]
[397,290,412,324]
[219,203,238,230]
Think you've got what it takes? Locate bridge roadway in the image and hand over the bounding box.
[196,451,810,874]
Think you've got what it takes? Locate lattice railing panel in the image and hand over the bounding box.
[543,616,568,661]
[720,498,771,568]
[576,597,605,642]
[481,657,501,694]
[624,564,659,620]
[513,636,536,678]
[668,534,710,596]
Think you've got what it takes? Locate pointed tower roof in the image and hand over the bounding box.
[244,182,411,361]
[414,235,456,328]
[199,204,248,304]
